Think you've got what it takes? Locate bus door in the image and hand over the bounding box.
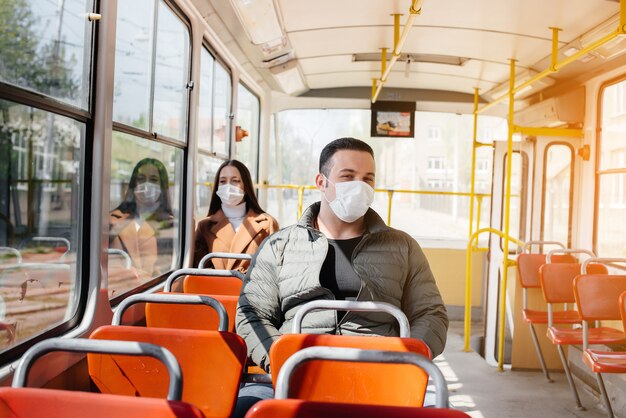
[483,140,528,367]
[484,135,580,368]
[525,136,580,249]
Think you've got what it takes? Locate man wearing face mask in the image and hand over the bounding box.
[193,160,279,272]
[234,137,448,416]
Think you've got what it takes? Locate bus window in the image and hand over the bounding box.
[113,0,190,142]
[0,100,84,353]
[195,155,223,220]
[542,143,574,247]
[213,61,232,157]
[112,0,155,131]
[0,0,93,109]
[269,108,504,240]
[108,132,183,299]
[499,151,528,250]
[152,0,190,142]
[198,47,215,152]
[596,78,626,257]
[235,83,260,182]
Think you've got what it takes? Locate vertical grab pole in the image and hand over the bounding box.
[621,0,626,35]
[498,59,517,371]
[476,195,483,232]
[464,88,480,351]
[386,190,394,226]
[297,186,305,219]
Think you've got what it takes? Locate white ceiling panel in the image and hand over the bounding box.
[209,0,623,97]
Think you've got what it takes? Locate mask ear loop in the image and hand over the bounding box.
[321,175,334,204]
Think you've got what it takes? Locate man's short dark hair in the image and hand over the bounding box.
[319,137,375,176]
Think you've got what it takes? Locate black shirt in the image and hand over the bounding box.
[319,236,363,312]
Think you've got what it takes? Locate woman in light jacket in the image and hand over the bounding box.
[193,160,278,272]
[109,158,174,276]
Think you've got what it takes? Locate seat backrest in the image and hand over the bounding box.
[540,263,607,303]
[246,399,471,418]
[146,292,238,332]
[517,253,575,288]
[164,268,244,296]
[183,275,243,296]
[574,275,626,321]
[89,325,246,418]
[269,334,431,407]
[0,387,204,418]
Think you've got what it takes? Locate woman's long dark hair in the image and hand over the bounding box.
[115,158,173,219]
[208,160,264,216]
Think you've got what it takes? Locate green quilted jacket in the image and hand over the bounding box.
[236,202,449,372]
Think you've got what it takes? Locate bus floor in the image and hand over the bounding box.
[438,321,607,418]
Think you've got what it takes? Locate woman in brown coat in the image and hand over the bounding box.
[109,158,174,277]
[193,160,278,272]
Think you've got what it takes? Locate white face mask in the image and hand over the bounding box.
[324,178,375,223]
[134,182,161,206]
[217,183,245,207]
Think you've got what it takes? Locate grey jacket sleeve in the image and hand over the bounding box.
[236,236,283,372]
[401,239,449,357]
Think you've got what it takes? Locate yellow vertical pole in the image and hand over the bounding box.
[386,190,394,226]
[381,48,388,81]
[549,27,561,71]
[464,88,480,351]
[498,59,517,371]
[476,195,483,232]
[371,79,377,100]
[297,186,305,219]
[621,0,626,34]
[393,14,401,53]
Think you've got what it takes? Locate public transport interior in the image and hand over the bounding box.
[3,0,626,417]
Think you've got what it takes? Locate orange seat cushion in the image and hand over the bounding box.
[583,349,626,374]
[522,309,579,324]
[547,326,626,346]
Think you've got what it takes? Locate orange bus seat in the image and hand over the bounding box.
[583,291,626,418]
[184,275,243,296]
[164,268,244,296]
[547,272,626,410]
[515,251,577,381]
[245,399,471,418]
[89,326,247,418]
[3,337,200,417]
[539,262,607,326]
[0,387,204,418]
[269,334,431,407]
[146,292,238,332]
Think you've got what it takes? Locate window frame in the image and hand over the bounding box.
[108,0,192,304]
[594,73,626,254]
[112,0,193,145]
[540,142,575,248]
[197,41,233,158]
[0,0,98,362]
[499,150,528,252]
[235,80,262,181]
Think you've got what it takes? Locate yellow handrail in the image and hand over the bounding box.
[464,228,524,353]
[201,182,492,222]
[259,184,491,224]
[497,59,517,372]
[477,3,626,114]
